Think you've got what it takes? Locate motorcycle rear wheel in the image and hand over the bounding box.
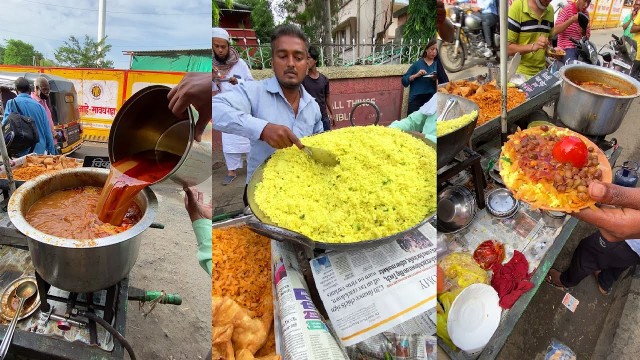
[439,41,466,73]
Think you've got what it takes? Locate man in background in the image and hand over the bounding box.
[31,76,58,145]
[473,0,499,57]
[213,27,254,185]
[3,77,56,156]
[302,46,334,131]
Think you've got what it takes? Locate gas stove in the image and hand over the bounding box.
[26,272,119,351]
[0,251,128,360]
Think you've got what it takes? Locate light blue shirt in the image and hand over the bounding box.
[477,0,498,15]
[212,76,323,183]
[3,93,56,156]
[626,239,640,257]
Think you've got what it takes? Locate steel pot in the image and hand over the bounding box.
[557,64,640,136]
[7,168,158,293]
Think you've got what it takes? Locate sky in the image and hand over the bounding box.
[0,0,211,69]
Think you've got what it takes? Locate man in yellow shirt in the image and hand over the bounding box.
[630,11,640,77]
[507,0,555,77]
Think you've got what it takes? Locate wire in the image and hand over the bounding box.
[14,0,210,15]
[80,311,137,360]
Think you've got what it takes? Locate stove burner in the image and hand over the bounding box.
[34,271,118,346]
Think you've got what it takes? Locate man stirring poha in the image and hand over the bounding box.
[212,24,323,206]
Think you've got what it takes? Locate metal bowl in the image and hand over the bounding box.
[437,186,477,234]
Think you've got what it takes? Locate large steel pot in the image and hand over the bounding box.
[7,168,158,293]
[558,64,640,136]
[437,93,480,169]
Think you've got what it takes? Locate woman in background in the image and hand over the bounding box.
[402,39,448,114]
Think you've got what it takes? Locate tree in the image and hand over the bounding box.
[236,0,275,44]
[0,45,4,65]
[403,0,436,46]
[54,35,113,68]
[3,39,44,66]
[213,0,233,26]
[278,0,339,44]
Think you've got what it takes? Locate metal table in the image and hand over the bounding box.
[439,143,622,360]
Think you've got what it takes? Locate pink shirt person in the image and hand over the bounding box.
[31,76,56,140]
[555,0,591,50]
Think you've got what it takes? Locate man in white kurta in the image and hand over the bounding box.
[213,27,254,185]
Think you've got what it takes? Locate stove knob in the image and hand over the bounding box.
[57,320,71,331]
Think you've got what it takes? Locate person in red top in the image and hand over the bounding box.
[554,0,592,64]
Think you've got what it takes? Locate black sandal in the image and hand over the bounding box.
[545,268,570,292]
[593,272,612,296]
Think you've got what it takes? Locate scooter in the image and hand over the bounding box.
[599,34,635,74]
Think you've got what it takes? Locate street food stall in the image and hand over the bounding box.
[213,126,440,360]
[435,61,639,359]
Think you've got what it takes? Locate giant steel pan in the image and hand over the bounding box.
[246,135,437,251]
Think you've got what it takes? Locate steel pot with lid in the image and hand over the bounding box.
[7,168,158,293]
[557,64,640,136]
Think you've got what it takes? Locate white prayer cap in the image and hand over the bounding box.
[212,27,230,43]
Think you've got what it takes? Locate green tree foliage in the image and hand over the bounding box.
[403,0,436,46]
[54,35,113,68]
[213,0,234,26]
[237,0,275,44]
[278,0,338,42]
[0,46,4,65]
[3,39,44,66]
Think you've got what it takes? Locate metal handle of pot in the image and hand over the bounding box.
[246,221,315,250]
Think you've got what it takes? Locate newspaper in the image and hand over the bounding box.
[271,240,349,360]
[310,223,438,347]
[346,333,438,360]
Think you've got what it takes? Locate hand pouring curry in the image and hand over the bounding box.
[25,150,180,241]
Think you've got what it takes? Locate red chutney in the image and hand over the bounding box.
[26,186,141,240]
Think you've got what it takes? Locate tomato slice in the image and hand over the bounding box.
[552,136,588,168]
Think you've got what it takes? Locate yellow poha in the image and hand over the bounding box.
[436,111,478,137]
[254,126,436,243]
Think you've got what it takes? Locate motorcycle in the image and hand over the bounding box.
[598,34,635,74]
[438,1,500,73]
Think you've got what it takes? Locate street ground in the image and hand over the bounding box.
[438,28,640,359]
[212,145,246,217]
[72,142,212,360]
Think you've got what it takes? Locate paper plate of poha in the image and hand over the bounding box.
[499,125,612,212]
[247,125,437,250]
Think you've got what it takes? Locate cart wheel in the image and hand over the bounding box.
[349,101,381,127]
